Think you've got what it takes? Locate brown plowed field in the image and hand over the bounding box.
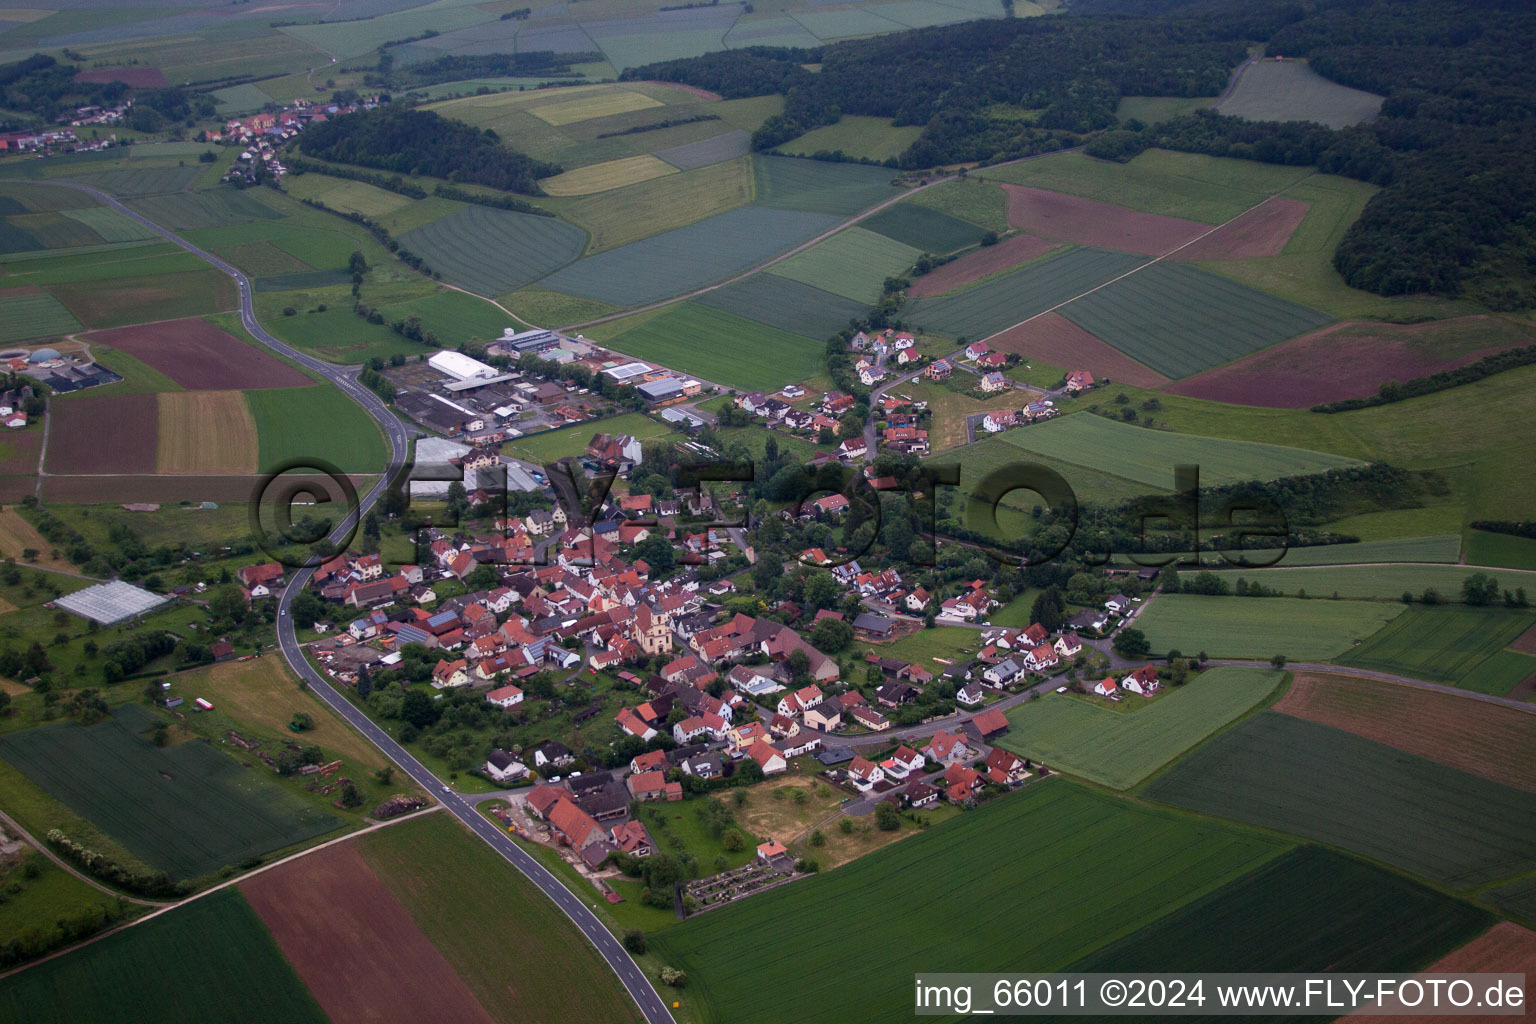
[155,391,259,473]
[1508,622,1536,655]
[74,67,169,88]
[40,472,378,503]
[1274,671,1536,792]
[1342,923,1536,1024]
[1003,185,1208,255]
[86,318,310,390]
[0,429,41,474]
[241,841,496,1024]
[45,393,157,474]
[987,313,1170,388]
[1166,315,1536,407]
[1171,197,1309,260]
[907,234,1061,297]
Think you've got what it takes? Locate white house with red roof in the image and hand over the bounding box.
[431,658,469,689]
[1054,631,1083,657]
[922,729,971,765]
[964,340,991,361]
[1065,370,1095,392]
[846,756,884,792]
[1023,644,1059,672]
[1121,665,1161,696]
[485,684,524,708]
[1090,676,1120,698]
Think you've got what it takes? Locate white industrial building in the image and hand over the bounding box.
[428,350,498,382]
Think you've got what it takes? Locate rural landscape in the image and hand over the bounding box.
[0,0,1534,1021]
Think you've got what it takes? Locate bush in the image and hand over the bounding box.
[810,829,826,847]
[623,929,647,955]
[660,966,687,988]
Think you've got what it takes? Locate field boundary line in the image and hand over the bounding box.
[1212,660,1536,714]
[0,807,443,983]
[976,178,1318,347]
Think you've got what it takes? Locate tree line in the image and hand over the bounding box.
[297,104,560,195]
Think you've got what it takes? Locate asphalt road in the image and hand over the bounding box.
[46,181,679,1024]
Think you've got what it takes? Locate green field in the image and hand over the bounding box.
[907,246,1148,341]
[0,848,135,962]
[254,292,424,364]
[10,210,104,249]
[778,116,922,162]
[125,189,283,233]
[1115,94,1213,124]
[376,289,516,344]
[1336,605,1536,693]
[73,165,206,199]
[1134,594,1403,660]
[652,781,1285,1024]
[604,302,826,391]
[0,705,342,881]
[49,268,236,329]
[860,201,992,253]
[506,411,674,465]
[907,178,1010,232]
[247,386,389,474]
[1217,58,1384,130]
[998,667,1283,789]
[1058,261,1335,378]
[766,226,920,302]
[984,149,1314,224]
[929,431,1158,513]
[694,273,872,341]
[396,205,588,298]
[1488,877,1536,926]
[0,245,206,287]
[541,156,755,253]
[279,175,412,220]
[0,290,83,343]
[1465,531,1536,571]
[500,284,622,330]
[1124,535,1465,570]
[867,625,986,666]
[60,206,161,244]
[1072,846,1491,973]
[1201,564,1536,604]
[359,814,644,1024]
[752,155,905,216]
[540,205,842,308]
[0,888,325,1024]
[1144,711,1536,887]
[997,412,1360,490]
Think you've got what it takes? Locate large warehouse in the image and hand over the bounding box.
[428,350,498,382]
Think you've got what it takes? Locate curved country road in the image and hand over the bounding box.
[36,181,678,1024]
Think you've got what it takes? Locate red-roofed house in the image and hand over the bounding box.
[922,729,971,765]
[1121,665,1160,696]
[748,739,787,775]
[847,756,884,792]
[547,798,604,851]
[485,684,524,708]
[615,707,657,741]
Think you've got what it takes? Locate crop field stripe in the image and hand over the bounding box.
[1336,605,1536,691]
[693,273,872,340]
[906,246,1149,341]
[656,129,755,171]
[1070,846,1492,974]
[1143,711,1536,887]
[1057,261,1336,379]
[997,667,1284,789]
[0,706,342,880]
[155,391,259,474]
[58,206,160,243]
[651,780,1288,1024]
[752,155,906,217]
[0,888,328,1024]
[397,205,588,299]
[528,88,664,126]
[1134,594,1405,661]
[538,205,843,308]
[996,412,1359,489]
[765,225,922,303]
[540,154,679,197]
[604,302,826,392]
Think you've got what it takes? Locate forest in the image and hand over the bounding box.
[297,104,560,194]
[0,54,214,130]
[627,0,1536,306]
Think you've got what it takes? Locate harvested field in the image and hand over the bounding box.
[1342,923,1536,1024]
[74,67,169,88]
[0,506,67,569]
[540,154,678,196]
[1274,672,1536,792]
[45,392,157,474]
[988,313,1169,387]
[1171,197,1310,261]
[156,391,259,474]
[1218,58,1384,130]
[1166,316,1536,408]
[1004,185,1207,255]
[529,89,662,126]
[47,269,236,329]
[86,317,311,390]
[907,233,1060,297]
[242,841,495,1024]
